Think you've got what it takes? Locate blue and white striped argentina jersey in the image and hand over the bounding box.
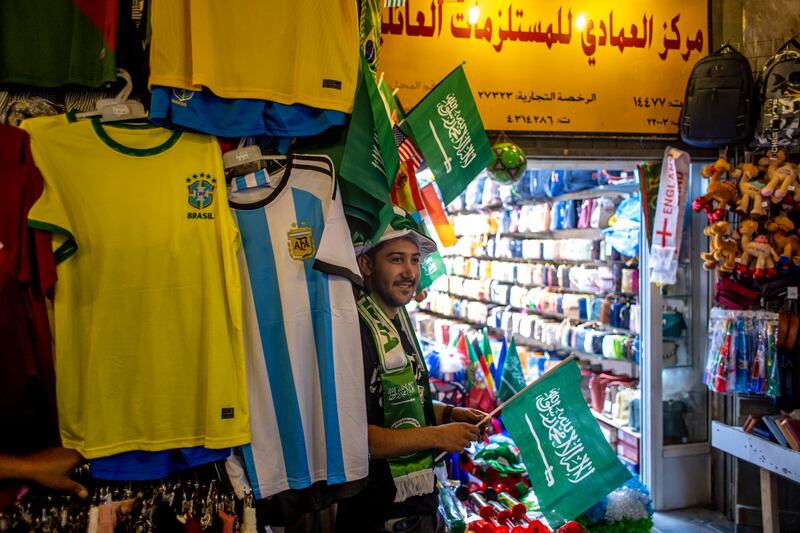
[228,154,368,499]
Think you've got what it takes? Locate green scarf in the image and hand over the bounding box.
[357,293,435,502]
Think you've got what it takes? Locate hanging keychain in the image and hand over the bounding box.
[704,310,725,387]
[750,318,768,394]
[767,320,781,398]
[734,316,750,393]
[713,318,733,393]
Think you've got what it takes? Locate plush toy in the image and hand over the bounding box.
[733,163,767,217]
[734,219,759,276]
[760,150,800,204]
[692,159,736,223]
[739,233,780,279]
[701,221,737,273]
[765,215,800,272]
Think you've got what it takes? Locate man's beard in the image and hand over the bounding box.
[372,277,417,308]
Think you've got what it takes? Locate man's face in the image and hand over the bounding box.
[360,238,421,309]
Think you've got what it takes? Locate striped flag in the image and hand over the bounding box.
[393,125,424,171]
[384,0,405,6]
[420,183,457,247]
[391,161,425,216]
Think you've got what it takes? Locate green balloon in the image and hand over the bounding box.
[487,141,527,184]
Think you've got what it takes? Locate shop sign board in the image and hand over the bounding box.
[380,0,709,134]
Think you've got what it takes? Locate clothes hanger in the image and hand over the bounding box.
[223,137,288,187]
[223,137,286,170]
[74,68,147,123]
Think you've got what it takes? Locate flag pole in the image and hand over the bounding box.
[434,354,576,463]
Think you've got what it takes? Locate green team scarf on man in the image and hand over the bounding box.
[357,293,435,503]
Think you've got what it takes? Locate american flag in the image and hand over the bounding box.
[393,125,424,171]
[384,0,405,6]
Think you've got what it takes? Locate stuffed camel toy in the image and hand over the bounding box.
[692,159,736,223]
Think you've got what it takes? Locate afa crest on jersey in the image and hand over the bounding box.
[287,223,315,260]
[186,172,216,210]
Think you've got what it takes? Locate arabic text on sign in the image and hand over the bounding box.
[381,2,705,64]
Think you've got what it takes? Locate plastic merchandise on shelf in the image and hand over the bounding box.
[452,213,496,236]
[448,193,466,212]
[517,203,551,233]
[591,196,617,229]
[547,169,606,196]
[463,174,487,210]
[603,194,641,259]
[481,177,502,206]
[703,307,782,397]
[589,373,638,414]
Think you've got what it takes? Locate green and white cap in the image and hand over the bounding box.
[355,207,437,259]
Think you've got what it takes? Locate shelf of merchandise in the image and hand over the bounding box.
[444,273,638,299]
[711,420,798,532]
[592,409,641,440]
[413,310,638,377]
[456,228,607,241]
[503,228,607,240]
[442,253,635,267]
[448,203,504,215]
[447,184,642,216]
[427,289,639,337]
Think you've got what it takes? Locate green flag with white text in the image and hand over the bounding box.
[362,57,400,189]
[340,58,399,240]
[418,250,446,291]
[501,360,631,529]
[404,66,492,205]
[497,337,525,402]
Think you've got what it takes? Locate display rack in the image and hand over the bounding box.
[416,178,643,473]
[416,311,638,377]
[712,421,800,533]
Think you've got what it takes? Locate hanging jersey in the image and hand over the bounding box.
[89,446,230,481]
[0,125,59,454]
[0,0,118,87]
[149,1,358,113]
[228,155,367,499]
[149,86,345,139]
[23,115,250,459]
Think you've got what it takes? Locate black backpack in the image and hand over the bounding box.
[679,45,756,148]
[754,37,800,151]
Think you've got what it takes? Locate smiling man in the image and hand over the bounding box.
[336,210,485,533]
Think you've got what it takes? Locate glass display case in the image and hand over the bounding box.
[641,161,711,510]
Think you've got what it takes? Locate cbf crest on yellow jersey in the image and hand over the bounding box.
[150,0,358,113]
[23,115,250,459]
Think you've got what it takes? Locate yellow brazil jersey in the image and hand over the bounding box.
[23,115,250,459]
[150,0,358,113]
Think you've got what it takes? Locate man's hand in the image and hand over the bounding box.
[450,407,486,425]
[19,448,87,498]
[451,407,490,439]
[435,423,481,452]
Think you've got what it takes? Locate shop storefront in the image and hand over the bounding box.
[0,1,798,532]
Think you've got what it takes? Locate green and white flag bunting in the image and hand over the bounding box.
[403,65,493,205]
[501,359,631,529]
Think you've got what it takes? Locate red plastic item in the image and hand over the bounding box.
[528,519,552,533]
[489,501,513,523]
[556,521,583,533]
